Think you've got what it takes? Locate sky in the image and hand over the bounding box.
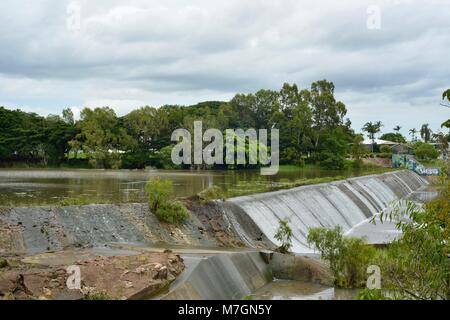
[0,0,449,137]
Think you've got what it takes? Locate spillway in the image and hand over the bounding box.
[223,170,428,253]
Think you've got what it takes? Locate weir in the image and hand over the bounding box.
[221,170,429,253]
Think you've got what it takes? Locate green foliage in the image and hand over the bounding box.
[83,292,113,300]
[0,258,8,268]
[412,142,439,160]
[155,201,191,224]
[379,145,393,154]
[307,226,376,288]
[145,177,190,223]
[274,220,293,254]
[380,132,406,143]
[198,186,225,202]
[372,177,449,300]
[362,121,383,152]
[356,288,389,300]
[145,178,175,212]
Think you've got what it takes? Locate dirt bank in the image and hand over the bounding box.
[0,251,184,300]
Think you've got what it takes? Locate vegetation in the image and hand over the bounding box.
[380,132,406,143]
[198,186,225,203]
[308,165,449,299]
[362,121,382,152]
[274,220,293,254]
[307,226,377,288]
[0,80,356,170]
[155,201,191,224]
[145,177,190,223]
[412,141,439,161]
[0,258,8,268]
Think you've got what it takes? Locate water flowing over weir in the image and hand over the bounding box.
[219,171,428,253]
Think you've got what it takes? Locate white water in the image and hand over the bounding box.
[227,171,428,253]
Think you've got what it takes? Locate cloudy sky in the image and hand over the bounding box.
[0,0,449,136]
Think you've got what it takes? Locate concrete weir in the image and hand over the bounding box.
[220,170,429,253]
[163,252,272,300]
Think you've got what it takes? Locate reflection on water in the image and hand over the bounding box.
[250,279,357,300]
[0,167,381,206]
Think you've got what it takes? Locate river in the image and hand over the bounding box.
[0,167,388,206]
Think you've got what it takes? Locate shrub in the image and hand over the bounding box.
[380,145,393,154]
[274,220,293,254]
[145,177,191,224]
[198,186,225,202]
[145,177,175,212]
[0,258,8,268]
[413,142,439,161]
[307,226,376,288]
[155,201,191,224]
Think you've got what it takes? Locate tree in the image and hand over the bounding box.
[362,121,383,152]
[307,226,376,288]
[62,108,75,125]
[145,177,190,223]
[373,176,449,300]
[393,125,402,133]
[274,220,293,254]
[409,128,417,142]
[420,124,432,143]
[71,107,133,169]
[380,133,406,143]
[351,134,365,168]
[309,80,348,154]
[413,142,439,161]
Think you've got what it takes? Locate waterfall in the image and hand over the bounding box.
[224,171,428,253]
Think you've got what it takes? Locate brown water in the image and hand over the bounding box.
[0,167,386,206]
[250,279,357,300]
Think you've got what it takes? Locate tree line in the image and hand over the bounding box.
[1,81,448,170]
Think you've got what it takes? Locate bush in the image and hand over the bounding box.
[198,186,225,202]
[145,177,190,224]
[0,258,8,268]
[413,142,439,161]
[145,177,175,212]
[155,201,191,224]
[307,226,376,288]
[274,220,293,254]
[380,145,392,154]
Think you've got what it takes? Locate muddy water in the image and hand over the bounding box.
[0,167,383,206]
[250,279,357,300]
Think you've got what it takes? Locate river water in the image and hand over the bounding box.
[0,167,386,206]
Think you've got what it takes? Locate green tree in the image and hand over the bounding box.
[145,177,175,212]
[307,226,376,288]
[351,134,365,168]
[409,128,417,142]
[362,121,383,152]
[274,220,293,254]
[380,132,406,143]
[145,177,190,223]
[373,176,449,300]
[420,124,432,143]
[412,142,439,160]
[393,125,402,133]
[72,107,132,169]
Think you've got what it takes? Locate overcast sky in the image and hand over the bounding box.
[0,0,449,136]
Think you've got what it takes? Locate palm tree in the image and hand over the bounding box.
[420,124,432,143]
[362,121,383,152]
[409,128,417,142]
[393,125,402,133]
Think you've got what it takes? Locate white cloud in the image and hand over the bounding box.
[0,0,449,132]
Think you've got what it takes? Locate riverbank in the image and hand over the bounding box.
[0,170,433,300]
